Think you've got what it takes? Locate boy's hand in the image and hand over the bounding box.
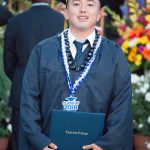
[83,143,103,150]
[43,143,57,150]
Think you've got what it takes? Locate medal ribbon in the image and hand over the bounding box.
[61,29,102,96]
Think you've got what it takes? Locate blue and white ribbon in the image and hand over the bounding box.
[61,29,102,96]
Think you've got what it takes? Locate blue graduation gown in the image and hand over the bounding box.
[20,34,132,150]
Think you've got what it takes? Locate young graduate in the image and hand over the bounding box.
[20,0,133,149]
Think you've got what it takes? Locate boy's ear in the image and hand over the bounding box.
[63,9,69,20]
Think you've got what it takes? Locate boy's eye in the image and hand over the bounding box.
[73,3,80,6]
[87,3,94,6]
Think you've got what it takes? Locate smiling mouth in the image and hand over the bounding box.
[78,16,88,21]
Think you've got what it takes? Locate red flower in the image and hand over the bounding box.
[141,49,150,61]
[129,27,144,38]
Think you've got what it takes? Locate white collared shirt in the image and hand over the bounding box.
[68,29,95,59]
[32,2,49,7]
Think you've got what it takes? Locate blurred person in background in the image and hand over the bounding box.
[0,4,12,26]
[3,0,64,149]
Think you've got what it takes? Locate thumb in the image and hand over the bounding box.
[83,144,94,149]
[49,143,57,149]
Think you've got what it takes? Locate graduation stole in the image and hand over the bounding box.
[60,29,102,111]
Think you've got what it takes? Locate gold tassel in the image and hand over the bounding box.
[50,0,55,9]
[64,19,68,29]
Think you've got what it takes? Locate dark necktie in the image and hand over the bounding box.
[74,40,89,61]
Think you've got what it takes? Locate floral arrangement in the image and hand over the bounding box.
[106,0,150,71]
[106,0,150,138]
[131,74,150,136]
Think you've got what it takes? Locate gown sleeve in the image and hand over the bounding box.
[20,44,51,150]
[95,45,133,150]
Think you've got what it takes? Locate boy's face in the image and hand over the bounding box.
[64,0,101,32]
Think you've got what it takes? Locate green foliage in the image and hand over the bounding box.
[0,100,11,137]
[0,27,11,137]
[132,74,150,136]
[0,27,10,102]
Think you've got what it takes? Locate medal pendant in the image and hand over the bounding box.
[62,95,80,111]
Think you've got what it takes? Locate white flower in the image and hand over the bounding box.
[133,120,136,123]
[140,75,144,82]
[129,38,138,47]
[148,116,150,124]
[146,24,150,30]
[6,118,10,123]
[137,82,142,87]
[7,124,12,132]
[143,83,149,91]
[135,89,140,94]
[146,142,150,150]
[2,1,7,6]
[139,87,147,94]
[138,124,143,129]
[131,74,140,84]
[146,43,150,49]
[145,92,150,102]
